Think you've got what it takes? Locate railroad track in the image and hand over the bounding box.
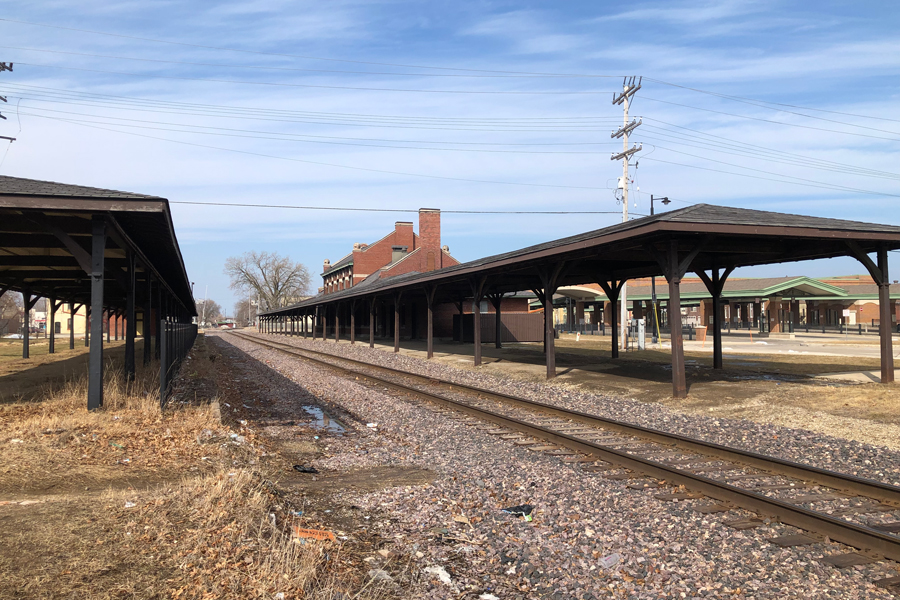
[229,331,900,586]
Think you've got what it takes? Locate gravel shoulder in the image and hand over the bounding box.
[214,331,900,599]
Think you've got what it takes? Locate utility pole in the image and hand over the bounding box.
[650,194,670,344]
[0,62,15,143]
[611,76,642,352]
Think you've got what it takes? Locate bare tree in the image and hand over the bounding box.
[224,251,311,310]
[234,298,252,326]
[0,292,23,336]
[196,299,223,326]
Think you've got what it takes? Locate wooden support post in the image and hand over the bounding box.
[425,285,437,359]
[597,279,626,359]
[646,238,707,398]
[350,301,356,344]
[531,288,546,354]
[88,215,106,410]
[880,250,896,384]
[106,309,111,343]
[696,265,735,370]
[335,305,340,343]
[393,292,403,353]
[369,299,376,348]
[312,308,319,340]
[846,242,895,384]
[85,306,90,347]
[668,243,687,398]
[488,293,504,349]
[454,299,464,343]
[143,272,152,365]
[538,263,566,379]
[470,277,487,366]
[124,251,136,382]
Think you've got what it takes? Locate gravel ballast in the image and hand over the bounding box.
[212,332,900,599]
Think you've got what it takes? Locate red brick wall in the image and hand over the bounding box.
[381,248,423,278]
[418,209,441,271]
[325,210,460,293]
[351,223,417,282]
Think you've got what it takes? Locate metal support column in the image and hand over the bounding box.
[70,302,77,349]
[143,272,152,365]
[124,251,136,382]
[88,215,106,410]
[49,297,57,354]
[22,291,35,359]
[159,299,168,407]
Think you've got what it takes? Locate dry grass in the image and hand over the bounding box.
[110,469,395,599]
[0,336,397,599]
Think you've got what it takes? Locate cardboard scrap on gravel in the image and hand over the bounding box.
[292,526,336,541]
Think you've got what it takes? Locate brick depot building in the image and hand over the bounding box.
[320,208,458,295]
[317,208,534,341]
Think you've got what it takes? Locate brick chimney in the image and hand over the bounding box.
[418,208,441,271]
[394,221,414,252]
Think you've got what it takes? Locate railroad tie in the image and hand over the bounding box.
[767,534,817,547]
[820,553,877,568]
[723,518,764,530]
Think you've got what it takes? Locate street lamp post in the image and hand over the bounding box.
[650,195,671,343]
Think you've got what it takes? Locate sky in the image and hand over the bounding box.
[0,1,898,313]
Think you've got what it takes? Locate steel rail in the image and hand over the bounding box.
[231,332,900,561]
[234,332,900,505]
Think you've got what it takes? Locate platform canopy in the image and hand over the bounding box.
[262,204,900,396]
[0,175,197,408]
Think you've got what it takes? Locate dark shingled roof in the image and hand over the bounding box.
[322,253,353,276]
[263,203,900,315]
[0,175,164,200]
[0,175,194,314]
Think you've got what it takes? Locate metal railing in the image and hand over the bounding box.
[159,319,197,407]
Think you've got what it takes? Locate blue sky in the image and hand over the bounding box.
[1,1,898,312]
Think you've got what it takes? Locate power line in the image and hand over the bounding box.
[645,78,900,125]
[640,96,900,142]
[36,113,607,190]
[0,44,603,79]
[3,88,619,132]
[638,126,900,181]
[0,83,620,128]
[0,17,619,78]
[171,201,622,214]
[2,82,612,122]
[640,155,900,198]
[641,119,900,180]
[17,107,616,154]
[17,62,611,95]
[644,142,899,195]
